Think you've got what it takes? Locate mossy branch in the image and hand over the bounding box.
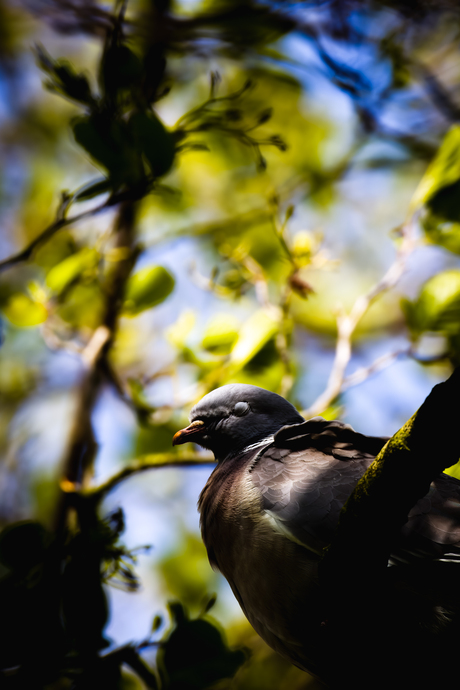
[320,366,460,589]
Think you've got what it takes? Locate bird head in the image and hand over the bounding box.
[172,384,304,461]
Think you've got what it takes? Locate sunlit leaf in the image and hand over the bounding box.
[34,232,76,270]
[411,125,460,211]
[46,248,99,294]
[423,215,460,255]
[167,310,196,348]
[401,269,460,335]
[201,314,239,354]
[2,293,47,327]
[292,230,315,266]
[58,283,105,328]
[230,310,279,369]
[123,265,175,316]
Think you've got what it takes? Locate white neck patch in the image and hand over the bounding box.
[243,435,274,452]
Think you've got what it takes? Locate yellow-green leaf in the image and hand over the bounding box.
[403,269,460,334]
[46,248,99,294]
[201,314,239,354]
[123,265,175,316]
[411,125,460,211]
[2,293,47,327]
[229,310,279,369]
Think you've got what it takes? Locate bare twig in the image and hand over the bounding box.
[0,199,113,274]
[303,217,418,417]
[86,453,215,502]
[342,347,410,390]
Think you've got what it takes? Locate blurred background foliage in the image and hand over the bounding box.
[1,0,460,687]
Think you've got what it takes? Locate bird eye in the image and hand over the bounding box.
[233,401,250,416]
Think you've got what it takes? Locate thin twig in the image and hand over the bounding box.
[342,347,410,390]
[303,217,418,418]
[86,453,215,501]
[0,199,113,274]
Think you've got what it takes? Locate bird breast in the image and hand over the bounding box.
[198,449,325,674]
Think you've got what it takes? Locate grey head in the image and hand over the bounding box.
[172,383,304,461]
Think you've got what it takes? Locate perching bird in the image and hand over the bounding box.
[172,384,460,686]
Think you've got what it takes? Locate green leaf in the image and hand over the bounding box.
[229,310,279,369]
[157,603,247,690]
[46,248,99,294]
[100,44,143,97]
[411,125,460,211]
[73,116,144,189]
[427,178,460,223]
[2,293,47,327]
[402,269,460,335]
[123,265,175,315]
[201,314,239,354]
[422,215,460,255]
[58,282,105,329]
[129,111,176,177]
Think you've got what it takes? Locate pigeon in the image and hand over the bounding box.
[172,383,460,686]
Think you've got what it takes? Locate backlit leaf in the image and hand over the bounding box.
[123,265,175,315]
[402,269,460,335]
[46,248,99,294]
[201,314,239,354]
[230,310,279,369]
[2,294,47,327]
[411,125,460,211]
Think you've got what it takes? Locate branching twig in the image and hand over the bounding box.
[342,347,410,390]
[303,217,418,418]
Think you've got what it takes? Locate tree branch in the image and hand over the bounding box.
[319,366,460,686]
[86,453,215,503]
[54,201,139,531]
[0,198,112,274]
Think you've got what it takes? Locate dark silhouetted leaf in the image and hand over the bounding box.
[157,603,247,690]
[129,111,176,178]
[74,178,113,201]
[73,116,144,189]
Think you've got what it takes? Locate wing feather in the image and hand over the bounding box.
[250,417,460,562]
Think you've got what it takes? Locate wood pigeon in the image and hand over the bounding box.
[172,384,460,686]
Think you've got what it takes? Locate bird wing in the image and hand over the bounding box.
[391,473,460,563]
[250,417,460,561]
[250,417,386,553]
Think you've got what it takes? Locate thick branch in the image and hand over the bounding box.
[321,366,460,586]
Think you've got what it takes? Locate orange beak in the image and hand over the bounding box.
[172,419,206,446]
